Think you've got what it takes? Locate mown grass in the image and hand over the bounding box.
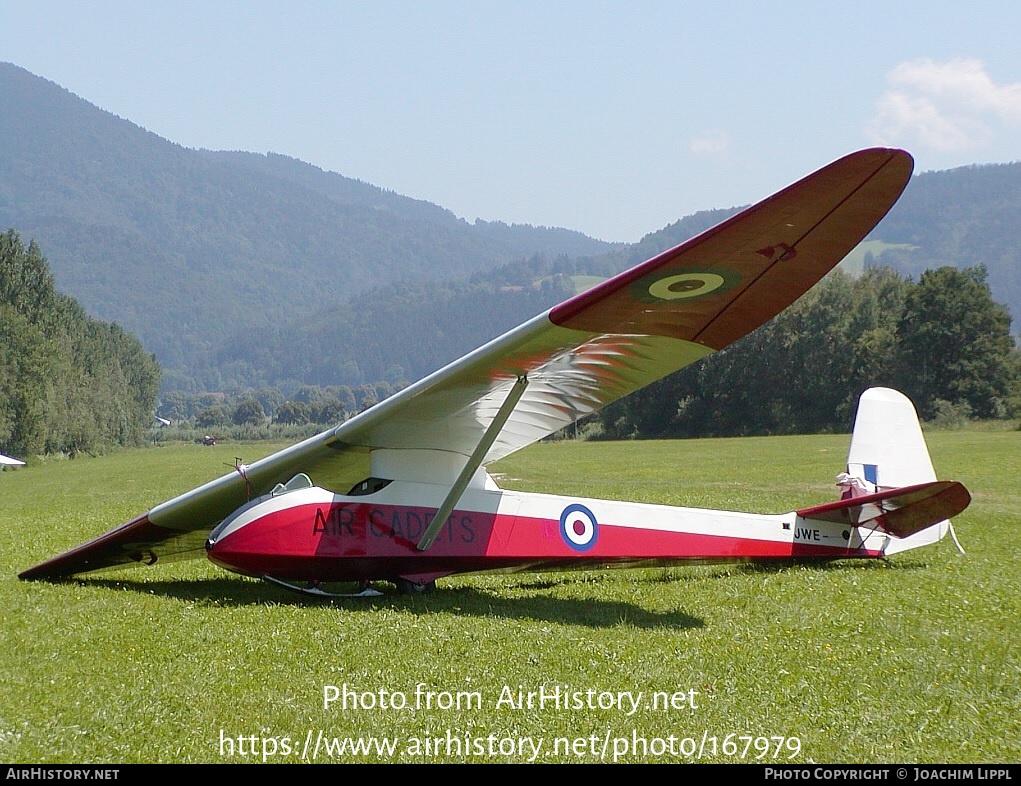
[1,431,1017,763]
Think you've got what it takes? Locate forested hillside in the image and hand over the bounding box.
[0,231,160,457]
[192,210,748,391]
[202,268,574,391]
[0,63,612,374]
[209,150,617,260]
[868,162,1021,329]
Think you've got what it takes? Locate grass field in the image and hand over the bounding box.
[1,430,1018,763]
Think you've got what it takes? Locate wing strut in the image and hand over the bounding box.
[416,376,529,551]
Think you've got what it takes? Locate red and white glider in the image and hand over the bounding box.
[19,148,970,595]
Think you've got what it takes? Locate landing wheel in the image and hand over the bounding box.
[395,577,437,595]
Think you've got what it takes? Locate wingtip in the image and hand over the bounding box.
[849,146,913,165]
[17,512,160,581]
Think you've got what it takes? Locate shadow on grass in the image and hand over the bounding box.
[48,556,934,629]
[709,557,933,579]
[61,575,704,630]
[507,556,932,591]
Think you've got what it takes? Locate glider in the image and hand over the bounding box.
[19,148,970,595]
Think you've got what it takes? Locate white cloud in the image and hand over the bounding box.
[867,58,1021,152]
[689,131,731,155]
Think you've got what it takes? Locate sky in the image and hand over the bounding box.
[3,1,1021,243]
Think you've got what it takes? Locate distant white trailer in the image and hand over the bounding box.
[0,453,26,467]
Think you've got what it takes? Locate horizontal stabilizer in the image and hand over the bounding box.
[796,481,970,539]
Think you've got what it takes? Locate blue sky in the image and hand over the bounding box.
[3,1,1021,242]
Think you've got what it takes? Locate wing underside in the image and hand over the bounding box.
[20,148,914,579]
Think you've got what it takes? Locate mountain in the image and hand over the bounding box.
[865,162,1021,328]
[2,63,1017,397]
[0,63,614,372]
[195,210,751,393]
[216,164,1021,394]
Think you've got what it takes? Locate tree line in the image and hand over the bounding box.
[0,231,161,457]
[157,382,400,429]
[595,265,1019,440]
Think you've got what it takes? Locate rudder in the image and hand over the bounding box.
[846,387,936,490]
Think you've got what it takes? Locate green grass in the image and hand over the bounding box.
[838,239,918,276]
[1,432,1017,763]
[570,274,607,294]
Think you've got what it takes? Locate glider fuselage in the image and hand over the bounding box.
[204,478,882,584]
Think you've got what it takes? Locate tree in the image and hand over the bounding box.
[0,230,160,456]
[310,397,346,425]
[273,400,310,425]
[232,398,266,426]
[895,266,1015,419]
[195,405,228,428]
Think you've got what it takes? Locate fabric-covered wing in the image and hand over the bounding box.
[20,147,913,579]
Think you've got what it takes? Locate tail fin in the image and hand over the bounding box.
[847,387,936,489]
[839,388,968,555]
